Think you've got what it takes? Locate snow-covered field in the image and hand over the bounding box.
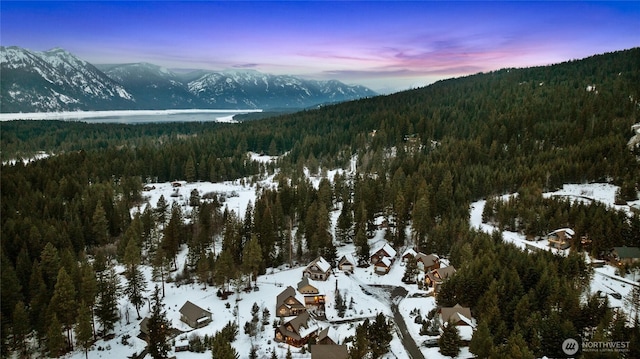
[0,109,262,122]
[61,162,637,359]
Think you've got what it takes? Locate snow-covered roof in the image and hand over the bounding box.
[549,228,575,238]
[379,257,392,267]
[402,248,417,258]
[373,243,396,258]
[307,256,331,273]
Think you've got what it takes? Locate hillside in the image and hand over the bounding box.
[1,48,639,358]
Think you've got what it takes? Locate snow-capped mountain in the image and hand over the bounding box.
[188,70,377,108]
[1,46,135,113]
[98,62,204,109]
[1,46,376,113]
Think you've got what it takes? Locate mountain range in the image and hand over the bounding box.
[0,46,377,113]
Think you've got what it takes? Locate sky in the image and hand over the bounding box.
[1,1,639,94]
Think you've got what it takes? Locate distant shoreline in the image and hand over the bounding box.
[0,109,262,121]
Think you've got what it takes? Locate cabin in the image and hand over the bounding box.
[401,248,418,262]
[337,254,356,273]
[139,317,150,340]
[298,277,326,312]
[179,301,212,329]
[425,266,456,293]
[611,246,640,265]
[303,256,332,281]
[374,256,393,274]
[310,344,349,359]
[274,311,319,347]
[276,286,306,317]
[547,228,574,250]
[439,304,474,327]
[416,253,440,272]
[298,276,319,295]
[370,243,396,265]
[316,326,340,345]
[439,304,475,343]
[175,338,190,352]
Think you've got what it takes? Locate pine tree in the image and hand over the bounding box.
[349,319,370,359]
[50,267,77,351]
[242,235,263,286]
[403,255,419,283]
[249,345,258,359]
[270,349,278,359]
[12,301,29,358]
[47,313,65,358]
[369,312,392,358]
[92,202,110,246]
[147,285,171,359]
[469,321,493,358]
[438,320,461,357]
[285,347,292,359]
[124,265,147,320]
[75,302,93,359]
[95,266,120,336]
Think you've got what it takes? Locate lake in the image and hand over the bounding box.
[0,109,262,124]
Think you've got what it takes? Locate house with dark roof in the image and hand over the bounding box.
[439,304,473,326]
[303,256,332,281]
[416,253,440,272]
[438,304,475,343]
[274,311,319,347]
[425,266,456,293]
[179,301,212,328]
[316,326,340,345]
[611,246,640,265]
[276,286,306,317]
[310,344,349,359]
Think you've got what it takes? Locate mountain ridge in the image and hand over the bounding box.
[0,46,377,113]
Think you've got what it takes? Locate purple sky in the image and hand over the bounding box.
[1,1,638,93]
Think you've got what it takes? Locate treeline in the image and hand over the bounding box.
[1,48,640,357]
[441,230,640,358]
[482,183,640,256]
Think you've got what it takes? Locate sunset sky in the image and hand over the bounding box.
[1,1,638,93]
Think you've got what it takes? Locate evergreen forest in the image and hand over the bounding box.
[1,48,640,358]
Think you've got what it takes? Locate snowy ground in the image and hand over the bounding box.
[60,166,637,359]
[0,109,261,121]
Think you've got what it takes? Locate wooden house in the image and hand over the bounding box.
[316,326,340,345]
[425,266,456,293]
[298,277,326,311]
[547,228,574,250]
[337,254,356,273]
[374,256,393,274]
[416,253,440,272]
[274,311,318,347]
[310,344,349,359]
[303,256,332,281]
[370,243,396,265]
[611,246,640,265]
[276,286,306,317]
[179,301,212,328]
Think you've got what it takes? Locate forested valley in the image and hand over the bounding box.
[2,48,639,358]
